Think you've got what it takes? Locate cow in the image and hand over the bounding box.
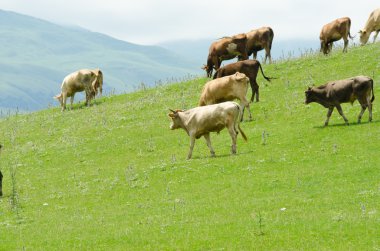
[54,69,102,111]
[199,72,252,121]
[359,8,380,45]
[320,17,354,55]
[213,59,273,102]
[168,101,247,159]
[246,27,274,64]
[0,144,2,197]
[304,76,374,126]
[203,34,248,78]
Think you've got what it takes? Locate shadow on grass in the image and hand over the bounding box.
[191,150,255,160]
[313,119,380,129]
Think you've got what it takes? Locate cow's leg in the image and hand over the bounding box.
[325,107,334,126]
[62,93,68,111]
[253,51,258,60]
[187,135,196,160]
[227,124,238,154]
[357,104,367,123]
[240,100,252,121]
[264,46,272,64]
[373,30,379,43]
[250,79,259,102]
[343,38,349,53]
[368,97,373,122]
[70,95,75,110]
[336,104,349,125]
[203,133,215,157]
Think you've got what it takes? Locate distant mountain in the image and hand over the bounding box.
[0,10,201,111]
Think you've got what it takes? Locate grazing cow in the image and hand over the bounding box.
[304,76,374,126]
[168,101,247,159]
[0,144,2,197]
[359,8,380,45]
[199,72,252,120]
[246,27,274,64]
[213,59,273,102]
[203,34,248,78]
[320,17,354,54]
[54,69,102,111]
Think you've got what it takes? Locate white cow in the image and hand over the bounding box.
[54,69,102,111]
[359,8,380,45]
[168,101,247,159]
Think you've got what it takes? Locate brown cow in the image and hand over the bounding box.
[304,76,374,126]
[246,27,274,64]
[199,72,252,120]
[54,69,102,111]
[320,17,354,55]
[168,101,247,159]
[213,59,273,102]
[359,8,380,45]
[203,34,248,77]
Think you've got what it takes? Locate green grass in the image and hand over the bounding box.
[0,43,380,250]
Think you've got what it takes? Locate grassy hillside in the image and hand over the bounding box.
[0,10,199,111]
[0,43,379,250]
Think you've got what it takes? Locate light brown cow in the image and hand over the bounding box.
[359,8,380,45]
[304,76,374,126]
[54,69,102,111]
[168,101,247,159]
[203,34,248,77]
[199,72,252,120]
[246,27,274,64]
[320,17,354,55]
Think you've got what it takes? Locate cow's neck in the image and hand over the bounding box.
[312,88,330,107]
[178,113,191,136]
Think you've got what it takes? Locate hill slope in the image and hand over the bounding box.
[0,10,200,111]
[0,43,379,249]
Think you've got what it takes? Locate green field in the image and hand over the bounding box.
[0,43,379,250]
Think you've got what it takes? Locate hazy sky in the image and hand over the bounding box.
[0,0,378,45]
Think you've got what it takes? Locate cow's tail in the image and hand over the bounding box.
[268,27,274,50]
[235,104,248,141]
[258,61,275,82]
[371,79,375,103]
[347,18,355,39]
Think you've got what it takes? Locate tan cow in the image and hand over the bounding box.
[168,101,247,159]
[246,27,274,64]
[199,72,252,120]
[359,8,380,45]
[203,34,248,77]
[54,69,102,111]
[304,76,374,126]
[320,17,354,55]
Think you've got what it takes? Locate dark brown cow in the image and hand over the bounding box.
[305,76,374,126]
[246,27,274,64]
[213,60,273,102]
[203,34,248,78]
[320,17,354,55]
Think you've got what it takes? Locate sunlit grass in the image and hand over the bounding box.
[0,43,379,250]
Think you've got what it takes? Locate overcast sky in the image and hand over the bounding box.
[0,1,378,45]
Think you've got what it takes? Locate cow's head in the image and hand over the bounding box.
[359,30,370,45]
[168,109,183,130]
[304,87,316,104]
